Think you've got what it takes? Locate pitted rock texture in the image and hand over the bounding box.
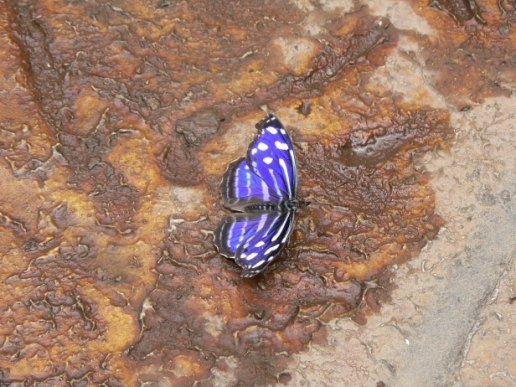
[5,0,505,385]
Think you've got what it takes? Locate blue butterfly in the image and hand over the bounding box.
[214,113,306,277]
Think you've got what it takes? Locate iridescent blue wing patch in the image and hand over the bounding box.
[220,157,282,212]
[214,211,295,277]
[214,212,281,258]
[247,114,297,198]
[215,113,299,277]
[235,211,295,277]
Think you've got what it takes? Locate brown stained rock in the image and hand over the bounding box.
[410,0,515,108]
[127,64,451,382]
[295,106,450,279]
[431,0,486,24]
[7,0,513,385]
[0,6,53,186]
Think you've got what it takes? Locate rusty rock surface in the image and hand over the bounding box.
[1,0,513,386]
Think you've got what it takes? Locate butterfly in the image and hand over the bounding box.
[214,113,307,277]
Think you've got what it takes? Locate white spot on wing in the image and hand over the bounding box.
[272,215,290,242]
[266,127,278,134]
[256,214,267,233]
[246,171,251,197]
[268,168,281,196]
[251,261,263,268]
[234,164,240,198]
[278,158,292,196]
[246,252,258,261]
[227,221,235,243]
[258,142,268,151]
[265,244,280,255]
[263,157,273,164]
[281,218,294,243]
[255,241,265,247]
[261,213,282,238]
[238,218,247,242]
[261,179,270,200]
[251,148,257,155]
[289,149,295,162]
[275,141,289,150]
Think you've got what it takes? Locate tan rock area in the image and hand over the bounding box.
[0,0,514,386]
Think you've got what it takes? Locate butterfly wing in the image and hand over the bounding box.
[235,211,295,277]
[246,114,297,199]
[215,211,295,277]
[214,212,281,258]
[220,157,282,212]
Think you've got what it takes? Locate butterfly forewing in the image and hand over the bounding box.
[246,115,297,199]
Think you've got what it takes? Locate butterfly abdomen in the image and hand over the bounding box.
[244,202,280,212]
[244,200,298,213]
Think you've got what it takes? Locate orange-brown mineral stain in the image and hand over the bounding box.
[407,0,516,108]
[3,0,513,385]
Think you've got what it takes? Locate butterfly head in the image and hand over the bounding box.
[283,199,310,210]
[297,200,310,208]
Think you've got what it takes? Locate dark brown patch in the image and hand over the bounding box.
[297,101,313,117]
[278,372,292,385]
[430,0,486,24]
[5,1,142,235]
[409,0,516,107]
[1,226,132,385]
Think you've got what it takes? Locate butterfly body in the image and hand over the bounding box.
[214,113,303,278]
[243,199,299,213]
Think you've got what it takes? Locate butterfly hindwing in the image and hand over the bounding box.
[246,114,297,199]
[214,212,281,258]
[235,211,295,277]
